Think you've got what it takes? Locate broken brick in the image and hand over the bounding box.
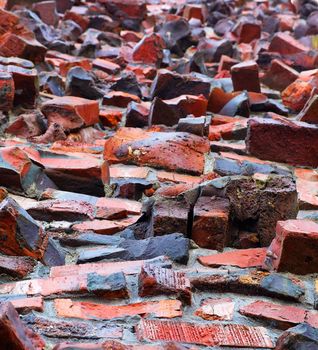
[231,60,261,92]
[55,298,182,320]
[246,116,318,167]
[138,264,191,305]
[0,71,14,111]
[198,248,267,268]
[192,196,230,250]
[136,319,273,348]
[103,128,210,175]
[41,96,99,131]
[195,298,234,321]
[0,302,45,350]
[264,219,318,274]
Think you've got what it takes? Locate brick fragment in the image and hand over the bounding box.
[0,197,46,260]
[10,297,43,313]
[150,69,210,100]
[275,323,318,350]
[264,219,318,274]
[0,302,45,350]
[231,60,261,92]
[195,298,234,321]
[0,71,14,111]
[104,128,210,175]
[246,116,318,167]
[32,0,59,26]
[55,298,182,320]
[298,94,318,124]
[240,300,318,330]
[198,248,267,268]
[0,255,36,278]
[136,319,273,348]
[23,313,122,340]
[282,80,314,111]
[262,59,299,92]
[132,33,165,65]
[139,264,191,305]
[192,196,230,250]
[268,32,309,55]
[41,96,99,131]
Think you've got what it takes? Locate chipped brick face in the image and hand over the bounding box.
[1,0,318,349]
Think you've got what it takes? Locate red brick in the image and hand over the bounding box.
[183,4,206,21]
[132,33,165,65]
[59,59,92,77]
[246,116,318,167]
[138,264,191,305]
[103,91,140,108]
[298,94,318,124]
[103,128,210,175]
[195,298,234,321]
[192,196,230,250]
[0,71,14,111]
[296,178,318,209]
[32,0,58,26]
[64,10,89,31]
[92,58,120,75]
[136,319,273,348]
[72,218,139,235]
[11,297,44,313]
[0,302,45,350]
[268,32,308,55]
[240,300,318,330]
[55,299,182,320]
[0,33,46,63]
[282,80,314,112]
[264,219,318,274]
[237,22,261,44]
[231,60,261,92]
[50,257,168,278]
[156,171,201,184]
[41,96,99,130]
[0,255,36,278]
[262,59,299,92]
[199,248,267,268]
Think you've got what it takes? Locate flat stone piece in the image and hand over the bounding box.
[136,319,274,348]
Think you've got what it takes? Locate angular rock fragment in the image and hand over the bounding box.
[87,272,128,299]
[262,59,299,92]
[132,33,165,66]
[0,197,46,259]
[0,71,14,111]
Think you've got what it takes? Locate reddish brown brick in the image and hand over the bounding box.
[264,219,318,274]
[139,264,191,305]
[0,302,45,350]
[192,196,230,250]
[231,60,261,92]
[199,247,267,268]
[55,298,182,320]
[41,96,99,131]
[136,319,273,348]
